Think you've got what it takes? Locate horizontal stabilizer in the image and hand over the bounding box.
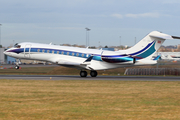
[149,31,180,40]
[150,35,174,40]
[172,36,180,39]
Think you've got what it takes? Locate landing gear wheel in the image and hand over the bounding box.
[90,71,98,77]
[15,66,19,69]
[80,71,87,77]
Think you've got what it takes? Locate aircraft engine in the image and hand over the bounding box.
[101,51,136,64]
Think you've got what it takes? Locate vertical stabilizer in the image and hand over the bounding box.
[126,31,177,60]
[101,31,180,65]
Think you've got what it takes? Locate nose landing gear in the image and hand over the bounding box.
[15,59,21,69]
[15,65,20,69]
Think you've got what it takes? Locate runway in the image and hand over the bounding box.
[0,75,180,81]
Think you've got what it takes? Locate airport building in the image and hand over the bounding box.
[0,48,5,64]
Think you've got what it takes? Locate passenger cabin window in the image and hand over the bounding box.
[14,43,21,48]
[42,49,45,53]
[57,51,59,54]
[52,50,54,54]
[37,49,40,52]
[62,51,64,54]
[47,50,49,53]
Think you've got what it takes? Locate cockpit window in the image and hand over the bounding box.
[14,43,21,48]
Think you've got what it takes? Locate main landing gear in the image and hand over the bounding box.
[90,71,98,77]
[80,71,98,77]
[80,71,87,77]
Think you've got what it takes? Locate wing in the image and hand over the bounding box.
[55,55,94,70]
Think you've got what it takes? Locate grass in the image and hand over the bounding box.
[0,80,180,120]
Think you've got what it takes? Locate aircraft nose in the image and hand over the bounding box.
[3,51,7,55]
[3,50,10,55]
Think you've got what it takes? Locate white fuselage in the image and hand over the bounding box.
[4,42,157,71]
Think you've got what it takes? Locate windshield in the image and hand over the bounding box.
[14,43,21,48]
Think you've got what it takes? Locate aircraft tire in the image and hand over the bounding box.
[80,71,87,77]
[90,71,98,77]
[15,66,19,69]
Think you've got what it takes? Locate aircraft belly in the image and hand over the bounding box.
[88,60,133,70]
[30,52,51,61]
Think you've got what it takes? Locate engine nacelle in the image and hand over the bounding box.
[101,51,136,64]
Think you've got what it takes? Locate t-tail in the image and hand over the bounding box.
[101,31,180,65]
[126,31,180,60]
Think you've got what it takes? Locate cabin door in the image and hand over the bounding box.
[24,44,31,58]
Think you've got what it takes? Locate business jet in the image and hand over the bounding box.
[4,31,180,77]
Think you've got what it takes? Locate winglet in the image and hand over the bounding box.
[153,55,161,60]
[81,55,94,65]
[84,55,94,62]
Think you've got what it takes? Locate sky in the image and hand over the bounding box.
[1,0,180,47]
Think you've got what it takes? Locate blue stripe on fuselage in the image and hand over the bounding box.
[7,47,102,61]
[129,41,155,56]
[136,41,156,58]
[101,41,155,58]
[7,48,24,54]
